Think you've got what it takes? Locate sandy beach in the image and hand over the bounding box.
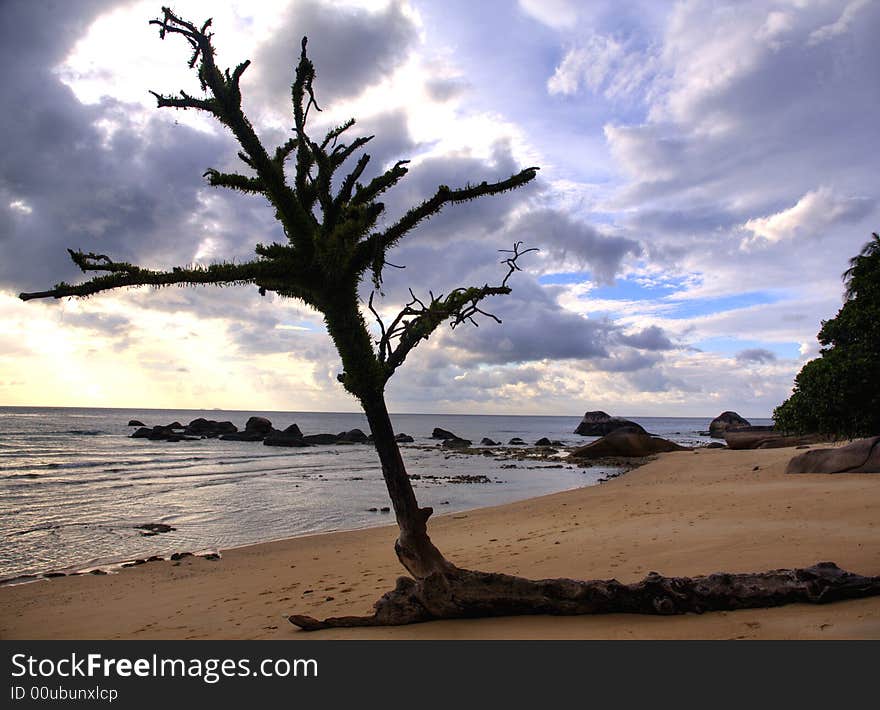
[2,446,878,640]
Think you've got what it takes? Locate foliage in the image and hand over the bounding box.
[773,233,880,437]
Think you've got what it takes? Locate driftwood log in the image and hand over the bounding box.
[289,562,880,630]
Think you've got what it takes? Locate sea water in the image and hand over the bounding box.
[0,406,770,579]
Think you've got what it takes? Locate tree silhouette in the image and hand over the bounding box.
[774,233,880,437]
[21,9,880,628]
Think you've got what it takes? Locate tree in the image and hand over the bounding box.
[774,233,880,438]
[20,8,880,628]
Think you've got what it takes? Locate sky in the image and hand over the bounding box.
[1,0,877,417]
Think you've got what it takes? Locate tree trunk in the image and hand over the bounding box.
[321,297,454,580]
[289,561,880,630]
[360,393,455,579]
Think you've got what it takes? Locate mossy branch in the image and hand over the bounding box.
[19,252,267,301]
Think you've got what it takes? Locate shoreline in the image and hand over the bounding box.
[2,446,878,639]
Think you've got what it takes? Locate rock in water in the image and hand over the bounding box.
[480,438,500,446]
[185,418,238,438]
[574,411,647,436]
[338,428,369,443]
[535,437,553,447]
[432,427,459,440]
[394,433,415,443]
[708,411,751,438]
[127,419,145,427]
[786,436,880,474]
[569,430,690,459]
[442,438,472,449]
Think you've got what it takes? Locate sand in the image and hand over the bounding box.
[1,446,878,640]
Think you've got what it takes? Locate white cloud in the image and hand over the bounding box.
[808,0,870,45]
[548,35,655,100]
[518,0,579,30]
[742,187,873,245]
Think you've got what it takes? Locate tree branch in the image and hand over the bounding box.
[19,251,267,301]
[371,243,537,379]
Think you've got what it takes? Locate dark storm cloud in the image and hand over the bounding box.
[251,0,417,109]
[508,208,641,284]
[616,325,675,351]
[735,348,777,364]
[0,0,285,295]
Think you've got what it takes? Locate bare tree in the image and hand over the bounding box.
[21,8,880,629]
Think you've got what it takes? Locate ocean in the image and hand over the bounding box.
[0,406,772,580]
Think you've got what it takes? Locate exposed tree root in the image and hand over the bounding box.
[288,561,880,630]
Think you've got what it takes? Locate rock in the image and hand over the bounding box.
[394,433,414,443]
[551,440,563,446]
[432,427,460,440]
[708,411,751,438]
[220,431,265,442]
[704,442,726,449]
[338,428,369,444]
[245,416,273,435]
[283,423,303,438]
[185,418,238,438]
[167,421,184,429]
[302,433,340,445]
[574,411,647,436]
[131,427,153,438]
[442,437,472,449]
[134,523,176,536]
[132,425,197,442]
[786,436,880,474]
[535,437,553,447]
[380,507,391,513]
[508,438,526,445]
[263,428,311,447]
[569,430,691,460]
[724,428,825,450]
[127,419,145,427]
[201,553,221,561]
[480,438,500,446]
[170,552,193,561]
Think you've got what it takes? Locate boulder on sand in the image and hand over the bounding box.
[569,429,690,460]
[786,436,880,474]
[709,411,750,438]
[574,411,647,436]
[724,428,825,450]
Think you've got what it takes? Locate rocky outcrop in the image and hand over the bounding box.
[724,428,826,450]
[131,425,197,442]
[442,437,472,449]
[535,437,553,447]
[786,436,880,474]
[127,419,144,427]
[337,428,369,444]
[394,433,414,443]
[480,438,500,446]
[432,428,459,440]
[709,411,751,438]
[184,418,238,438]
[302,433,340,445]
[264,424,310,447]
[508,438,526,445]
[569,430,690,460]
[574,411,646,436]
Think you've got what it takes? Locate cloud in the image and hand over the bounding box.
[617,325,675,351]
[808,0,871,46]
[548,34,655,100]
[735,348,777,364]
[251,0,418,110]
[518,0,579,30]
[742,187,874,245]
